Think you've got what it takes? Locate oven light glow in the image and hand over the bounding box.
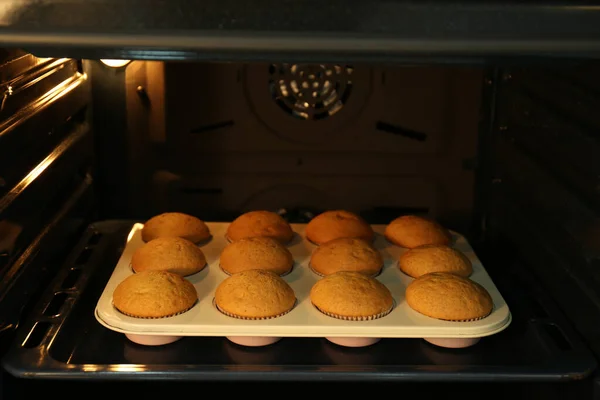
[110,364,146,372]
[83,364,146,372]
[100,59,131,68]
[82,364,99,372]
[127,223,144,242]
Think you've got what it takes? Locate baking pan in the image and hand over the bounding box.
[95,222,511,347]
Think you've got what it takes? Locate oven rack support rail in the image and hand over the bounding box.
[0,1,600,62]
[1,220,597,381]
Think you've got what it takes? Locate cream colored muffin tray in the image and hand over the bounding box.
[95,222,511,347]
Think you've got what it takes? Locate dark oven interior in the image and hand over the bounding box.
[1,4,600,398]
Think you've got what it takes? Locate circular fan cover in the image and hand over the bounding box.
[268,64,353,120]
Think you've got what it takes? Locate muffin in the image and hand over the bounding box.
[384,215,451,248]
[305,210,374,245]
[219,236,294,276]
[310,237,383,277]
[141,212,211,244]
[399,244,472,278]
[131,236,207,276]
[226,211,294,244]
[310,271,394,321]
[405,272,493,321]
[113,270,198,318]
[215,269,296,319]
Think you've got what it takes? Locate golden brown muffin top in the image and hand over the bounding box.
[215,269,296,319]
[113,270,198,318]
[399,244,472,278]
[310,237,383,276]
[141,212,211,244]
[310,271,393,319]
[219,236,294,276]
[405,272,493,321]
[226,211,294,244]
[384,215,451,249]
[131,236,207,276]
[305,210,374,245]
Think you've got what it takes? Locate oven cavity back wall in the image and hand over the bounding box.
[98,62,482,230]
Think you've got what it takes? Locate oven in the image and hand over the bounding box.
[1,1,600,399]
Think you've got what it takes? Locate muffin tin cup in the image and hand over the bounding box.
[226,336,282,347]
[313,303,394,348]
[95,222,511,348]
[125,334,183,346]
[423,337,481,349]
[326,337,382,347]
[115,303,197,346]
[418,312,490,348]
[214,298,296,347]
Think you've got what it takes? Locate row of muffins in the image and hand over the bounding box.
[137,208,450,250]
[134,209,472,278]
[112,210,493,323]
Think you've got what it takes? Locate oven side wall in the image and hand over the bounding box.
[0,51,94,353]
[488,64,600,362]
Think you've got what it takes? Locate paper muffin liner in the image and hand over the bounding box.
[218,263,233,276]
[305,237,321,246]
[113,300,197,319]
[397,264,472,280]
[225,233,295,246]
[306,235,376,247]
[435,308,493,322]
[140,233,212,245]
[129,262,206,277]
[194,235,213,245]
[308,263,382,278]
[213,297,296,320]
[312,301,394,321]
[218,263,293,277]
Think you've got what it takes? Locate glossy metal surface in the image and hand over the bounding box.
[0,50,92,345]
[0,1,599,61]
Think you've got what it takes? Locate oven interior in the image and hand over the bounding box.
[1,51,600,398]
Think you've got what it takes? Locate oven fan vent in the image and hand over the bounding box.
[268,64,353,121]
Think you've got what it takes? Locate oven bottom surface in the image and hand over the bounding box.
[1,221,596,384]
[0,377,594,400]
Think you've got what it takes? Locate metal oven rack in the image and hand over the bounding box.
[1,220,596,382]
